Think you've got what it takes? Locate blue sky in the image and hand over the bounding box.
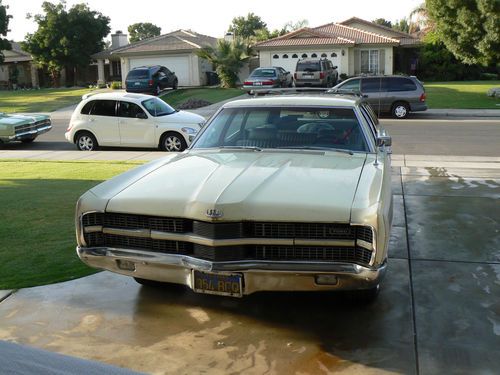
[5,0,422,41]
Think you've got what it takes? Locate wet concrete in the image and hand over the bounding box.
[0,164,499,374]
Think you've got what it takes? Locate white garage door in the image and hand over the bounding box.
[129,55,191,86]
[270,51,341,75]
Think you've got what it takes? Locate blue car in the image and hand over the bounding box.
[125,65,178,96]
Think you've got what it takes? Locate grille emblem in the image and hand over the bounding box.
[206,208,223,219]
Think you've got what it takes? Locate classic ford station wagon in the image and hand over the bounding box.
[75,92,393,302]
[0,113,51,145]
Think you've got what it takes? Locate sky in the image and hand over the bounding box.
[4,0,423,42]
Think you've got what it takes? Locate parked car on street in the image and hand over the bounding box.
[243,67,292,92]
[125,66,178,96]
[332,75,427,119]
[75,90,393,302]
[294,58,338,88]
[0,113,51,146]
[65,92,205,151]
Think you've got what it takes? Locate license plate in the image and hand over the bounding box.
[134,82,140,86]
[192,270,243,297]
[303,74,314,78]
[254,82,262,86]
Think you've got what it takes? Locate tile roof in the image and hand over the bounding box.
[111,30,217,55]
[2,42,33,63]
[255,19,419,49]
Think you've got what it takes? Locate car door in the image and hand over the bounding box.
[117,101,156,147]
[361,78,388,115]
[87,100,120,145]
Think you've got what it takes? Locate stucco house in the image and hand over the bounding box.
[92,30,217,87]
[254,17,420,77]
[0,43,39,89]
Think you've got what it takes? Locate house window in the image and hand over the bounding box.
[273,54,279,59]
[360,50,379,74]
[292,54,298,58]
[321,53,327,58]
[301,53,308,58]
[331,52,337,58]
[282,54,288,58]
[311,53,317,58]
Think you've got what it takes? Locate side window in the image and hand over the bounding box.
[91,100,117,117]
[389,77,417,91]
[223,111,247,142]
[80,101,94,115]
[339,78,360,91]
[118,101,147,118]
[361,78,388,93]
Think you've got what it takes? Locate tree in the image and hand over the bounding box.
[228,13,267,39]
[372,18,392,28]
[23,1,110,86]
[128,22,161,43]
[425,0,500,65]
[0,0,12,63]
[409,2,429,33]
[393,18,410,33]
[196,39,252,88]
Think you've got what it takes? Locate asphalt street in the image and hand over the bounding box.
[2,115,500,156]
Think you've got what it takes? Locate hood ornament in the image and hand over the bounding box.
[206,208,223,219]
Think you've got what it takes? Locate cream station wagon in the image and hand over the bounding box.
[75,92,393,302]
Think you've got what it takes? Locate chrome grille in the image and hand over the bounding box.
[253,222,355,240]
[255,245,372,264]
[14,120,50,135]
[82,212,188,233]
[356,226,373,243]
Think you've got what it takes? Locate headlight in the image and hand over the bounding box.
[181,127,197,134]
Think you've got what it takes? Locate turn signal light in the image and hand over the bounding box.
[148,79,154,86]
[420,92,426,102]
[315,275,338,285]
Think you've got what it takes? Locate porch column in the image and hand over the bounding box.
[109,60,114,77]
[30,62,39,88]
[97,59,105,85]
[121,57,129,87]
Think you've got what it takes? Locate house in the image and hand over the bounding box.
[254,17,421,77]
[92,30,217,87]
[0,42,39,89]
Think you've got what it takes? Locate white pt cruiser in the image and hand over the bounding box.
[65,92,205,151]
[75,93,393,302]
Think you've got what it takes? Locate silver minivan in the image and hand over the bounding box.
[332,76,427,119]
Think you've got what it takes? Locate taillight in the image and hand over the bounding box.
[148,79,154,86]
[319,72,325,79]
[244,81,252,85]
[262,80,275,85]
[420,92,426,102]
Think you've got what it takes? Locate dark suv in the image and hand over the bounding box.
[294,58,338,88]
[125,66,178,96]
[332,75,427,118]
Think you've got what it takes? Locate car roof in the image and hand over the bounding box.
[223,95,362,109]
[81,92,155,102]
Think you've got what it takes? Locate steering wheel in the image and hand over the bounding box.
[297,122,335,133]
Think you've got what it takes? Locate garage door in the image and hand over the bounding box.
[270,51,341,75]
[129,55,191,86]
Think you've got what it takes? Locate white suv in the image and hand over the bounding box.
[65,92,205,151]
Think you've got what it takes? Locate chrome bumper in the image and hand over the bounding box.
[77,246,387,295]
[7,124,52,141]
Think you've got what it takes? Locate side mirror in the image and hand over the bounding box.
[332,66,338,70]
[171,72,175,75]
[136,112,148,119]
[376,135,392,147]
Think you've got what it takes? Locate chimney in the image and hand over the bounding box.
[224,32,234,42]
[111,31,129,48]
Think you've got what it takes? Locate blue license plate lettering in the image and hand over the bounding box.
[193,271,242,297]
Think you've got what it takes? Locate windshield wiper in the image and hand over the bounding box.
[219,145,263,152]
[276,146,354,155]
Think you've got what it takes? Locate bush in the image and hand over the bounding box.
[480,73,498,81]
[339,73,348,81]
[110,81,122,89]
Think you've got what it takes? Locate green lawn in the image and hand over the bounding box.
[425,81,500,109]
[160,88,244,108]
[0,160,141,290]
[0,88,94,113]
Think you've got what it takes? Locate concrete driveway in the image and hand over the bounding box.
[0,157,499,374]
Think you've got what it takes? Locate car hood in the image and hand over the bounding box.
[0,113,49,126]
[155,110,205,125]
[103,150,367,223]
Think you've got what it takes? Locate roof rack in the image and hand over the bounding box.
[247,87,365,98]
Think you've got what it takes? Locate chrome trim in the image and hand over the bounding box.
[103,227,151,238]
[9,124,52,140]
[294,239,355,247]
[356,239,374,250]
[83,225,103,234]
[352,224,377,266]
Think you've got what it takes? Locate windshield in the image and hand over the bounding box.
[192,106,368,152]
[251,69,277,78]
[141,98,176,117]
[127,69,149,79]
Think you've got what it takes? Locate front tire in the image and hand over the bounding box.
[159,132,187,152]
[75,131,98,151]
[392,102,409,119]
[172,80,178,90]
[21,137,36,143]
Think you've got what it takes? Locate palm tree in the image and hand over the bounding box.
[197,39,253,88]
[409,2,430,34]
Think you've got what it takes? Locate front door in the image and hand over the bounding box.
[117,101,156,147]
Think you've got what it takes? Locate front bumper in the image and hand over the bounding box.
[2,123,52,142]
[77,246,386,295]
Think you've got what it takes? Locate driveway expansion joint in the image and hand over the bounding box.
[0,290,14,304]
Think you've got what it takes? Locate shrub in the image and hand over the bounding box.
[480,73,498,81]
[110,81,122,89]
